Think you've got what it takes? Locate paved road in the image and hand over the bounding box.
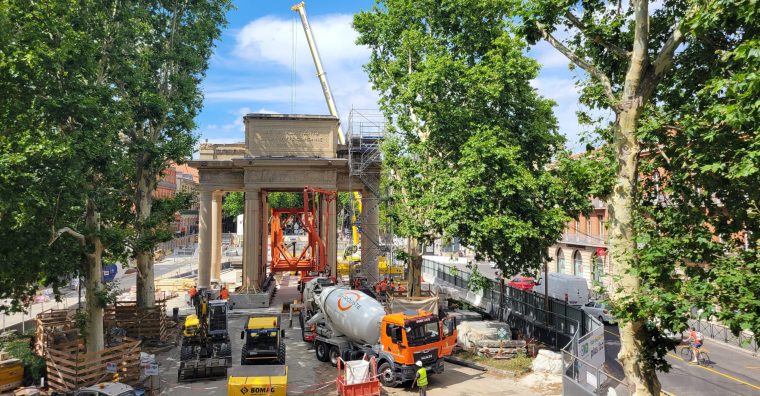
[0,255,197,333]
[604,324,760,396]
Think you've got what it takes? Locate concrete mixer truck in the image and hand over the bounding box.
[305,284,457,387]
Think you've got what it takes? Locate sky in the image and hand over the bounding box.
[197,0,594,152]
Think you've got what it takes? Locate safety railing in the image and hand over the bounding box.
[422,257,627,395]
[687,318,758,354]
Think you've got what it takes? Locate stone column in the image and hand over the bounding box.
[360,188,380,282]
[328,198,337,277]
[211,191,223,283]
[197,189,212,289]
[259,191,269,283]
[243,190,261,289]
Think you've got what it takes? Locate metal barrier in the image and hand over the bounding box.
[687,318,758,354]
[422,257,626,396]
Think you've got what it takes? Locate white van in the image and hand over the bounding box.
[532,272,590,306]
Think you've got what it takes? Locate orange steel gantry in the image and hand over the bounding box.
[269,186,336,274]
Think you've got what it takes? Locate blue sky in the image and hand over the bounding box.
[197,0,594,152]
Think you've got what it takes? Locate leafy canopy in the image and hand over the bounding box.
[355,0,604,276]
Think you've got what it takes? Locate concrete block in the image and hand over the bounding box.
[229,291,271,309]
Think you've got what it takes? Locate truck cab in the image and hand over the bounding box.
[377,311,457,386]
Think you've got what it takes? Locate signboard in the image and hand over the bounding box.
[105,362,118,374]
[497,327,509,341]
[577,326,605,388]
[140,352,155,364]
[144,363,159,376]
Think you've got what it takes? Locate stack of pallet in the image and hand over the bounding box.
[104,300,169,342]
[34,309,79,356]
[45,338,141,393]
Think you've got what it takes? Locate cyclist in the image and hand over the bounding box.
[686,327,704,363]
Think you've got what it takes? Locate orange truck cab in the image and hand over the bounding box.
[375,311,457,386]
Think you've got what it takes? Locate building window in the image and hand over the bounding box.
[586,217,592,235]
[573,250,582,275]
[598,215,604,238]
[575,220,580,234]
[593,255,603,283]
[556,249,565,273]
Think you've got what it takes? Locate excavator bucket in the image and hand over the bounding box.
[177,358,229,382]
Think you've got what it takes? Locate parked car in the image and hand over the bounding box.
[581,301,616,324]
[72,382,143,396]
[532,272,590,306]
[508,276,537,291]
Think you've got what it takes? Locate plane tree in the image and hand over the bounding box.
[517,0,760,393]
[354,0,605,296]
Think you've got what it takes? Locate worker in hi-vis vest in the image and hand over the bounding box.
[414,360,428,395]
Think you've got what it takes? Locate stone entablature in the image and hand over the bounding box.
[245,114,337,158]
[199,143,248,160]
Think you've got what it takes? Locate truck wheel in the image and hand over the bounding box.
[328,346,340,366]
[377,362,397,387]
[277,342,286,364]
[315,341,329,362]
[241,345,249,365]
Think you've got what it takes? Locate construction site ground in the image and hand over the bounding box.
[154,272,561,395]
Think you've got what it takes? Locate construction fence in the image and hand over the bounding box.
[421,258,627,395]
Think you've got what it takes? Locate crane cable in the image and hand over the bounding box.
[291,15,297,113]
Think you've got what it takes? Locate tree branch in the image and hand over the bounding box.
[537,22,619,108]
[564,11,631,59]
[49,226,86,247]
[640,5,698,99]
[651,17,687,79]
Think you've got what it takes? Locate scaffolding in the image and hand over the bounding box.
[347,109,391,281]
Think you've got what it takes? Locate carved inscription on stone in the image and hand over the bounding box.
[269,131,325,145]
[246,118,336,157]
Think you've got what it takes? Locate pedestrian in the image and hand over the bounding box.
[414,360,428,396]
[188,285,197,307]
[220,286,229,300]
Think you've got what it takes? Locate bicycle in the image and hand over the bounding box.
[680,345,711,366]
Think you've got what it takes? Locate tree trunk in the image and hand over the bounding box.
[407,237,422,297]
[135,170,156,308]
[609,105,661,395]
[84,197,105,353]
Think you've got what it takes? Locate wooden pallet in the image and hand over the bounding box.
[104,300,169,342]
[35,309,78,356]
[45,338,142,392]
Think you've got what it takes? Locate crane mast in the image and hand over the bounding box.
[291,1,345,144]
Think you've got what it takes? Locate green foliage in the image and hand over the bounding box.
[269,192,304,209]
[1,336,46,385]
[0,0,131,312]
[516,0,760,377]
[630,0,760,343]
[223,191,245,217]
[355,0,604,276]
[465,263,491,293]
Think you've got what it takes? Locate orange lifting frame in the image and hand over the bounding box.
[270,186,337,273]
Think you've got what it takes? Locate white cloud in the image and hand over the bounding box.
[205,13,380,132]
[235,14,370,75]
